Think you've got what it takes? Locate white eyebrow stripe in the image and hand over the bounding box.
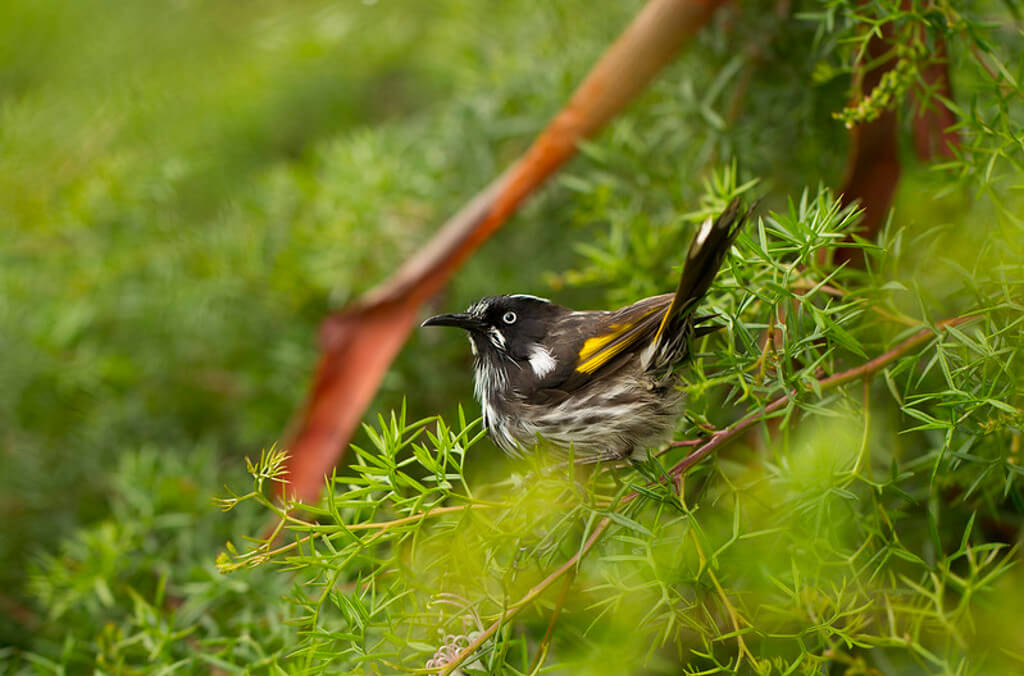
[509,294,550,303]
[528,343,557,378]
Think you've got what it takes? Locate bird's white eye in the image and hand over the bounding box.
[502,311,517,324]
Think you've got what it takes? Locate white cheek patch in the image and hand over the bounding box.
[468,334,478,356]
[488,327,506,349]
[528,343,557,378]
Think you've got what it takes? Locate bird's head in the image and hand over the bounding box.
[422,294,562,376]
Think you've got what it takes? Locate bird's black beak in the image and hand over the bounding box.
[421,312,485,332]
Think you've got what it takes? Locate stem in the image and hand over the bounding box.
[670,396,790,478]
[669,438,704,447]
[439,518,612,676]
[526,572,574,675]
[670,314,977,478]
[226,504,487,571]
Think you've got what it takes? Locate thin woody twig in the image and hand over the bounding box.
[671,313,977,477]
[222,503,491,572]
[526,572,574,674]
[438,516,615,675]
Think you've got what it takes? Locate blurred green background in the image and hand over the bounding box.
[0,0,654,651]
[2,0,1021,671]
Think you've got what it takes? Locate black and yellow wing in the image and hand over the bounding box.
[529,294,673,399]
[572,294,672,375]
[532,197,750,399]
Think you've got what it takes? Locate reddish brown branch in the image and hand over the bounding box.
[281,0,727,503]
[912,37,958,162]
[834,20,903,268]
[835,5,960,267]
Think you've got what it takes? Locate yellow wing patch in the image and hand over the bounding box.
[651,298,677,348]
[575,308,665,374]
[576,325,631,374]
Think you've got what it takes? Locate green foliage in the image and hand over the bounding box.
[4,0,1023,674]
[18,447,297,672]
[213,184,1023,673]
[0,0,626,645]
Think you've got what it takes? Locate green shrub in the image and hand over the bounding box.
[4,0,1023,673]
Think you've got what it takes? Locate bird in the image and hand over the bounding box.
[421,198,752,463]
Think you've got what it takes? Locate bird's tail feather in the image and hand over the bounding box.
[651,198,753,347]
